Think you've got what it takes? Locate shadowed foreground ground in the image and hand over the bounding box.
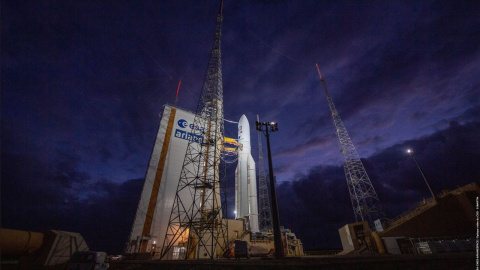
[109,253,475,270]
[2,253,474,270]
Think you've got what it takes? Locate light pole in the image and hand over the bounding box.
[407,149,436,200]
[256,120,284,259]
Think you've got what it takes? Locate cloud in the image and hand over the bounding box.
[274,135,335,158]
[1,148,143,254]
[1,121,144,254]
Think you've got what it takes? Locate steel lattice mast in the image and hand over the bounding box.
[316,64,383,227]
[256,115,273,231]
[160,2,228,259]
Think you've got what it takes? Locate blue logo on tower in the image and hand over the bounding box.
[175,118,204,143]
[178,119,188,128]
[177,119,204,132]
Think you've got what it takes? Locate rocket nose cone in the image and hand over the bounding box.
[239,114,250,128]
[239,114,248,123]
[238,115,250,129]
[238,115,251,147]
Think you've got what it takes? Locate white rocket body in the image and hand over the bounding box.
[235,114,259,232]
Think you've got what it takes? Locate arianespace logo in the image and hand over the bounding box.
[175,129,203,143]
[175,119,204,143]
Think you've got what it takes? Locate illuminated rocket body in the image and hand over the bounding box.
[235,114,259,232]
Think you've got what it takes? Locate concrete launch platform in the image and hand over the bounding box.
[109,253,475,270]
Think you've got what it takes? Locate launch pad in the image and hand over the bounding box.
[125,1,304,260]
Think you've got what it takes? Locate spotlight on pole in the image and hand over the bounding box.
[406,148,436,200]
[255,120,284,259]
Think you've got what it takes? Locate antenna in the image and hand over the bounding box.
[173,79,181,106]
[316,63,383,227]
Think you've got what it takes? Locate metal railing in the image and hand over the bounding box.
[387,197,437,229]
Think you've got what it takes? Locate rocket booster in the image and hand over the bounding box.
[235,114,259,232]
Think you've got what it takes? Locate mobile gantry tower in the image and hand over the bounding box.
[160,2,228,259]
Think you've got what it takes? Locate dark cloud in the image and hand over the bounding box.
[277,164,352,249]
[1,146,143,254]
[1,115,143,254]
[274,134,336,160]
[324,1,480,120]
[462,106,480,122]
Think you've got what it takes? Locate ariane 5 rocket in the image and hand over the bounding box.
[235,114,259,232]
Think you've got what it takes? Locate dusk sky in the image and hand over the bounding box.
[2,1,480,254]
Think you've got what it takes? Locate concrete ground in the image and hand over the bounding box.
[109,253,475,270]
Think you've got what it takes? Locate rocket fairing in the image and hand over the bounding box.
[235,114,259,232]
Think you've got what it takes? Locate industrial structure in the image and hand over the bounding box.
[1,228,89,267]
[256,115,273,231]
[315,64,383,227]
[125,105,198,258]
[125,2,229,260]
[235,115,259,232]
[126,1,304,261]
[160,1,228,259]
[255,120,285,258]
[379,182,478,240]
[338,182,478,255]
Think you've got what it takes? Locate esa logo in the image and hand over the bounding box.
[178,119,188,128]
[177,119,205,132]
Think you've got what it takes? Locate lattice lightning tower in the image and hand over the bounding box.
[160,3,228,259]
[256,115,273,231]
[316,64,383,227]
